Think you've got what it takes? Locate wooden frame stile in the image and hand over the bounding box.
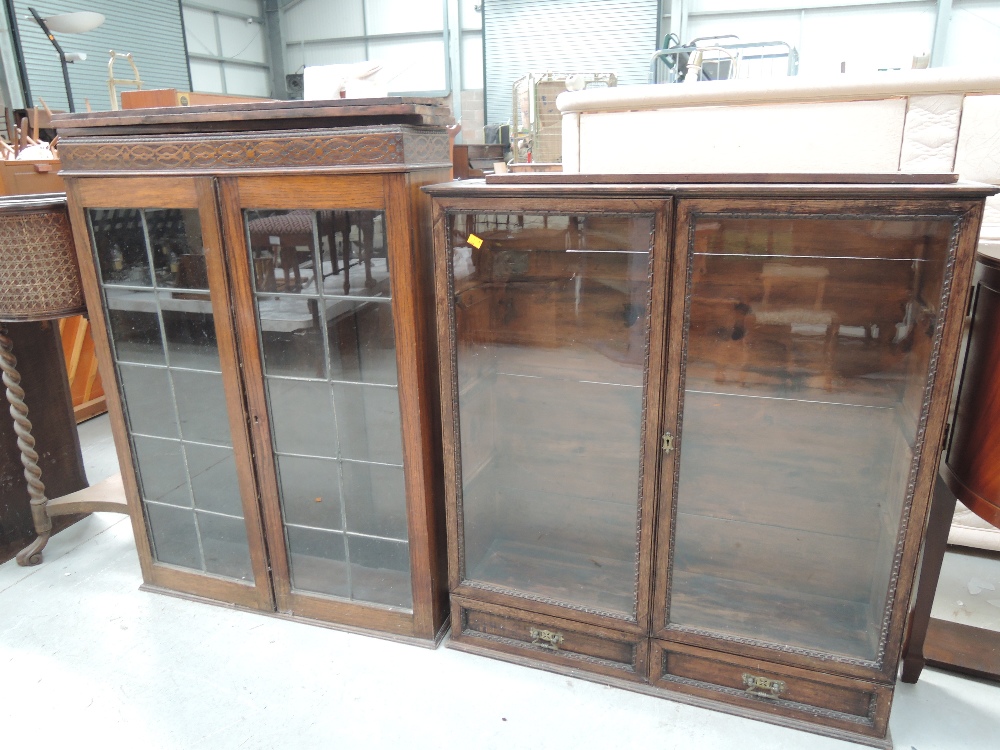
[653,196,987,687]
[383,169,444,640]
[432,195,463,600]
[886,198,986,662]
[66,182,155,583]
[650,193,689,637]
[65,176,273,610]
[221,171,449,642]
[636,198,675,639]
[395,167,455,640]
[434,194,671,642]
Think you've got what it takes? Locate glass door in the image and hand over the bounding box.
[656,199,959,675]
[443,201,669,630]
[70,177,272,609]
[223,174,429,635]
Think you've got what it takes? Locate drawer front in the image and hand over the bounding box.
[650,640,891,737]
[452,596,647,681]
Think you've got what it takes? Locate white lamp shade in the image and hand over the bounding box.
[42,11,105,34]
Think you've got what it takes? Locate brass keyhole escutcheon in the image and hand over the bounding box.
[662,432,674,453]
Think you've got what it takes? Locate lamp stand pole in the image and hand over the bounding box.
[28,7,75,113]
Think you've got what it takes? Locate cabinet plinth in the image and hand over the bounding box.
[427,177,994,743]
[56,101,451,643]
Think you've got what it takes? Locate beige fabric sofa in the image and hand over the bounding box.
[558,69,1000,550]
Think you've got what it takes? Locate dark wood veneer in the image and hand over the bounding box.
[428,178,994,745]
[58,106,451,643]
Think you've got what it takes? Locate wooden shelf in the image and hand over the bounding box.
[669,569,876,662]
[467,539,637,619]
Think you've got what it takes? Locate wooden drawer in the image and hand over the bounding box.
[650,640,891,739]
[451,596,647,681]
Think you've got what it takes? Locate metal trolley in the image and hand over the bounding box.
[649,35,799,84]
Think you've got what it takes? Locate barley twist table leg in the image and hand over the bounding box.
[0,325,53,566]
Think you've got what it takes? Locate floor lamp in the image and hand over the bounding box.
[28,9,105,113]
[0,194,126,566]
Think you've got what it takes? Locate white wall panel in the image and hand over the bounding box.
[798,4,935,75]
[369,38,447,91]
[366,0,444,35]
[462,32,483,89]
[194,0,261,15]
[190,58,225,92]
[285,0,365,42]
[219,15,267,63]
[184,7,222,56]
[460,0,483,31]
[687,0,927,12]
[225,65,271,96]
[944,1,1000,70]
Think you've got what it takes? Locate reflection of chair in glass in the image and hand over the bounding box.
[325,211,379,295]
[253,255,276,292]
[246,211,315,293]
[745,263,838,389]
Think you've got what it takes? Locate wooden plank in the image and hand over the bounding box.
[66,314,87,382]
[196,176,275,612]
[923,618,1000,681]
[217,176,294,615]
[82,353,100,402]
[426,181,997,201]
[73,177,199,208]
[47,473,128,516]
[52,98,452,133]
[485,172,962,186]
[668,568,875,661]
[235,174,384,210]
[65,185,156,581]
[73,395,106,423]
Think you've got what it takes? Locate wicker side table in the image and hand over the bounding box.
[0,193,127,565]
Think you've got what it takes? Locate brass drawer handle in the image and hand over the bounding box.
[742,673,787,699]
[530,627,565,650]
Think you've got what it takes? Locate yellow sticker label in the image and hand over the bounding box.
[467,233,484,249]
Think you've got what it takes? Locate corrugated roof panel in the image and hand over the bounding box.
[13,0,191,112]
[484,0,658,124]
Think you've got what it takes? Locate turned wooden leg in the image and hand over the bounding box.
[360,214,376,290]
[900,473,958,683]
[0,325,53,566]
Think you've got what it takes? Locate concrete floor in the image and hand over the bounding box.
[1,414,999,750]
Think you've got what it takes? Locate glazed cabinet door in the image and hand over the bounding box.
[221,174,438,638]
[437,198,672,632]
[654,198,980,682]
[67,177,272,609]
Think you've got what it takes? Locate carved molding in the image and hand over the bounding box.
[59,126,450,173]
